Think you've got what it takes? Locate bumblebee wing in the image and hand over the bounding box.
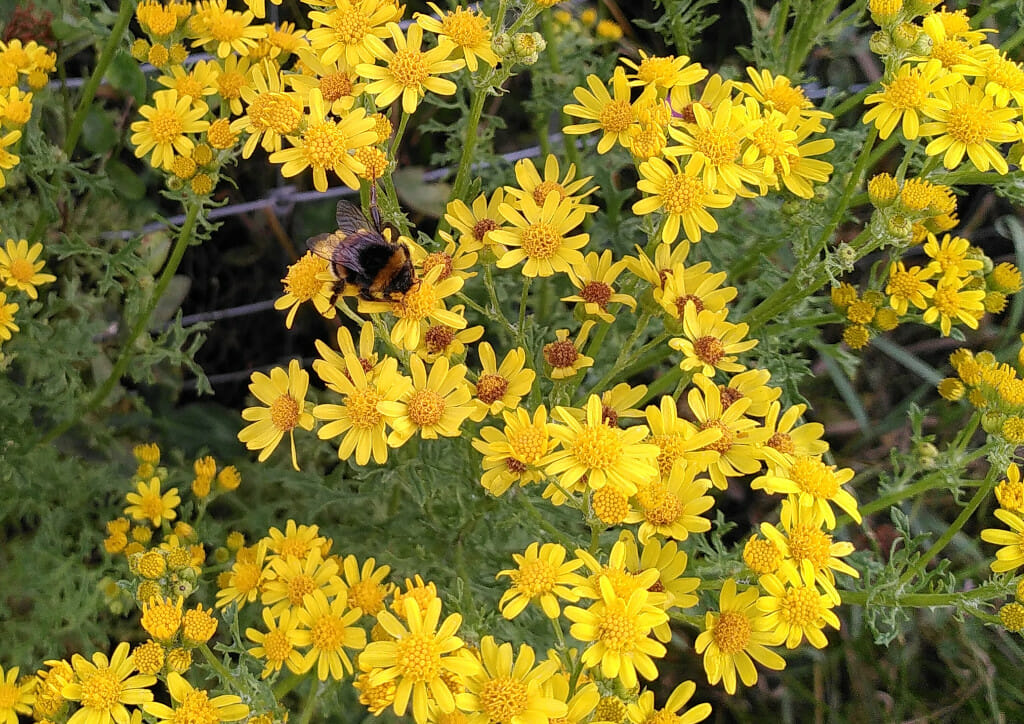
[335,200,372,235]
[306,232,341,263]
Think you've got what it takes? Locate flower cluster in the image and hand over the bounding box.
[829,5,1024,347]
[0,38,55,188]
[937,342,1024,447]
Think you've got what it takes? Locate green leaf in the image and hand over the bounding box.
[81,106,117,154]
[150,275,192,329]
[106,160,146,201]
[393,167,451,218]
[106,50,148,103]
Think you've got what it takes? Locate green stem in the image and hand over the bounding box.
[64,0,137,157]
[198,644,249,694]
[1000,23,1024,54]
[841,585,1005,608]
[829,81,878,121]
[517,276,532,347]
[450,88,489,203]
[897,465,1001,587]
[550,615,567,650]
[296,681,320,724]
[38,199,205,446]
[389,111,410,160]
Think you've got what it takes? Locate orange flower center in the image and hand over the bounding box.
[520,222,562,260]
[408,389,446,427]
[475,373,509,404]
[390,48,429,87]
[713,610,752,653]
[270,393,300,431]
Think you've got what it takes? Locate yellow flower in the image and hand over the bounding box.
[670,306,757,377]
[246,607,305,678]
[315,321,379,382]
[862,59,958,140]
[472,405,557,495]
[503,154,598,212]
[996,463,1024,513]
[625,462,714,544]
[314,354,411,465]
[542,322,595,380]
[545,394,659,496]
[561,249,636,323]
[306,0,397,68]
[920,80,1018,174]
[339,554,393,618]
[361,265,465,351]
[288,46,365,116]
[415,2,498,72]
[0,665,35,723]
[124,477,180,527]
[62,642,156,724]
[633,156,732,244]
[215,541,269,609]
[359,597,482,724]
[563,68,639,154]
[496,542,585,619]
[885,261,935,314]
[275,251,336,328]
[739,67,831,130]
[378,355,473,446]
[266,519,327,559]
[923,275,987,336]
[621,533,701,617]
[157,60,220,106]
[625,681,711,724]
[719,368,780,418]
[667,99,761,197]
[469,342,536,422]
[357,22,464,114]
[144,672,248,723]
[693,578,785,694]
[563,578,667,689]
[751,455,862,528]
[293,589,367,680]
[687,374,771,490]
[643,393,721,479]
[189,0,267,58]
[232,61,303,158]
[760,400,829,471]
[775,113,835,199]
[923,233,984,279]
[981,508,1024,572]
[620,50,707,91]
[444,188,508,251]
[414,305,483,362]
[211,54,252,116]
[0,129,21,188]
[456,637,567,723]
[0,239,55,299]
[238,359,315,470]
[656,260,736,321]
[260,548,344,616]
[491,193,589,278]
[130,89,210,171]
[625,240,693,291]
[953,45,1024,107]
[269,89,378,191]
[757,567,840,649]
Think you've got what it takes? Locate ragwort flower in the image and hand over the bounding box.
[238,359,315,470]
[633,156,732,244]
[62,642,156,724]
[125,477,180,528]
[920,80,1018,174]
[293,589,367,681]
[472,405,557,496]
[546,394,659,496]
[0,664,35,723]
[469,342,536,422]
[379,355,473,446]
[492,192,589,278]
[359,597,482,724]
[456,637,567,724]
[982,508,1024,572]
[0,239,55,299]
[269,89,378,192]
[144,672,248,723]
[357,23,465,114]
[415,2,498,72]
[563,68,639,154]
[496,541,585,620]
[693,578,784,694]
[130,89,210,171]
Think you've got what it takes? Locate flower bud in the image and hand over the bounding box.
[869,30,894,56]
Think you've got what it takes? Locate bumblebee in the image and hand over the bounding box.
[306,199,416,301]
